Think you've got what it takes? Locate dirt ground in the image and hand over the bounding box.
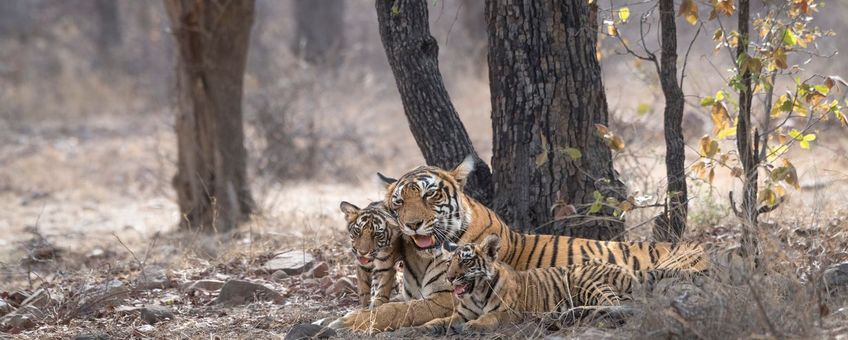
[1,113,848,339]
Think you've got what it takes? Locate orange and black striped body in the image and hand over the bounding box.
[330,157,708,332]
[419,235,697,334]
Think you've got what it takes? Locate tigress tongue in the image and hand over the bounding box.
[412,235,436,249]
[453,284,468,297]
[357,256,371,265]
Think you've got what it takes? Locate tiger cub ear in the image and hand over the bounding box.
[450,154,477,188]
[481,234,501,259]
[376,172,397,189]
[339,201,360,222]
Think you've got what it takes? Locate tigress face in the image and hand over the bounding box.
[340,201,398,266]
[379,156,476,255]
[444,235,500,298]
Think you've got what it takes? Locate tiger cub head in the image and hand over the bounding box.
[378,155,477,255]
[340,201,400,266]
[443,235,501,298]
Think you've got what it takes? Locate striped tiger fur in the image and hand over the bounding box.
[334,201,458,331]
[420,235,697,334]
[330,156,708,332]
[341,201,403,308]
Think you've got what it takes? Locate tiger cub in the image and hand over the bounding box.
[421,235,696,334]
[340,201,402,308]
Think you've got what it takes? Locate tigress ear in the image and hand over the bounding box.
[481,234,501,259]
[339,201,360,221]
[376,172,397,189]
[450,154,477,188]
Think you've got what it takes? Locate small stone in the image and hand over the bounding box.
[284,323,336,340]
[0,299,12,317]
[214,280,284,306]
[138,266,170,290]
[137,324,155,333]
[140,304,174,324]
[87,248,105,258]
[305,262,330,278]
[181,279,225,293]
[825,262,848,288]
[0,305,42,331]
[263,250,315,275]
[327,277,356,296]
[271,270,289,282]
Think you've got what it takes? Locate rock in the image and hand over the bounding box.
[305,262,330,278]
[825,262,848,288]
[0,300,11,317]
[0,305,42,331]
[138,266,171,290]
[74,334,110,340]
[181,279,226,293]
[284,323,336,340]
[263,250,315,275]
[214,280,284,306]
[136,324,155,333]
[140,305,174,325]
[271,270,289,282]
[327,277,356,296]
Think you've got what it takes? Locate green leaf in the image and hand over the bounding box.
[783,28,798,47]
[563,147,582,160]
[391,3,400,15]
[700,96,715,107]
[636,103,652,115]
[715,90,726,101]
[619,7,631,22]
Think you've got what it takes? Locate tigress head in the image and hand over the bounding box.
[340,201,400,266]
[443,235,500,298]
[379,155,476,256]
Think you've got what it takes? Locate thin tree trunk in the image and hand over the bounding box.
[165,0,255,232]
[654,0,688,242]
[486,0,626,240]
[735,0,759,257]
[375,0,493,205]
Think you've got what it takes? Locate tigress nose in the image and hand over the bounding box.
[405,221,423,230]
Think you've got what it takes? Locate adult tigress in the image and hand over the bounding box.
[329,156,708,331]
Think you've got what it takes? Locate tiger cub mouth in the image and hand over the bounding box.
[452,283,469,297]
[357,256,372,265]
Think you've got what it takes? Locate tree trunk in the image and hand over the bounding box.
[165,0,255,232]
[292,0,345,66]
[486,0,626,240]
[735,0,759,257]
[375,0,493,205]
[653,0,688,242]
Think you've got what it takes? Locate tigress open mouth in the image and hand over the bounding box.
[357,256,372,265]
[452,283,469,297]
[411,235,437,249]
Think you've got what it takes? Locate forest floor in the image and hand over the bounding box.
[2,115,848,339]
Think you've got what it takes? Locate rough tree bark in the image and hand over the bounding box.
[376,0,493,205]
[292,0,345,66]
[486,0,626,240]
[653,0,688,242]
[735,0,760,257]
[165,0,255,232]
